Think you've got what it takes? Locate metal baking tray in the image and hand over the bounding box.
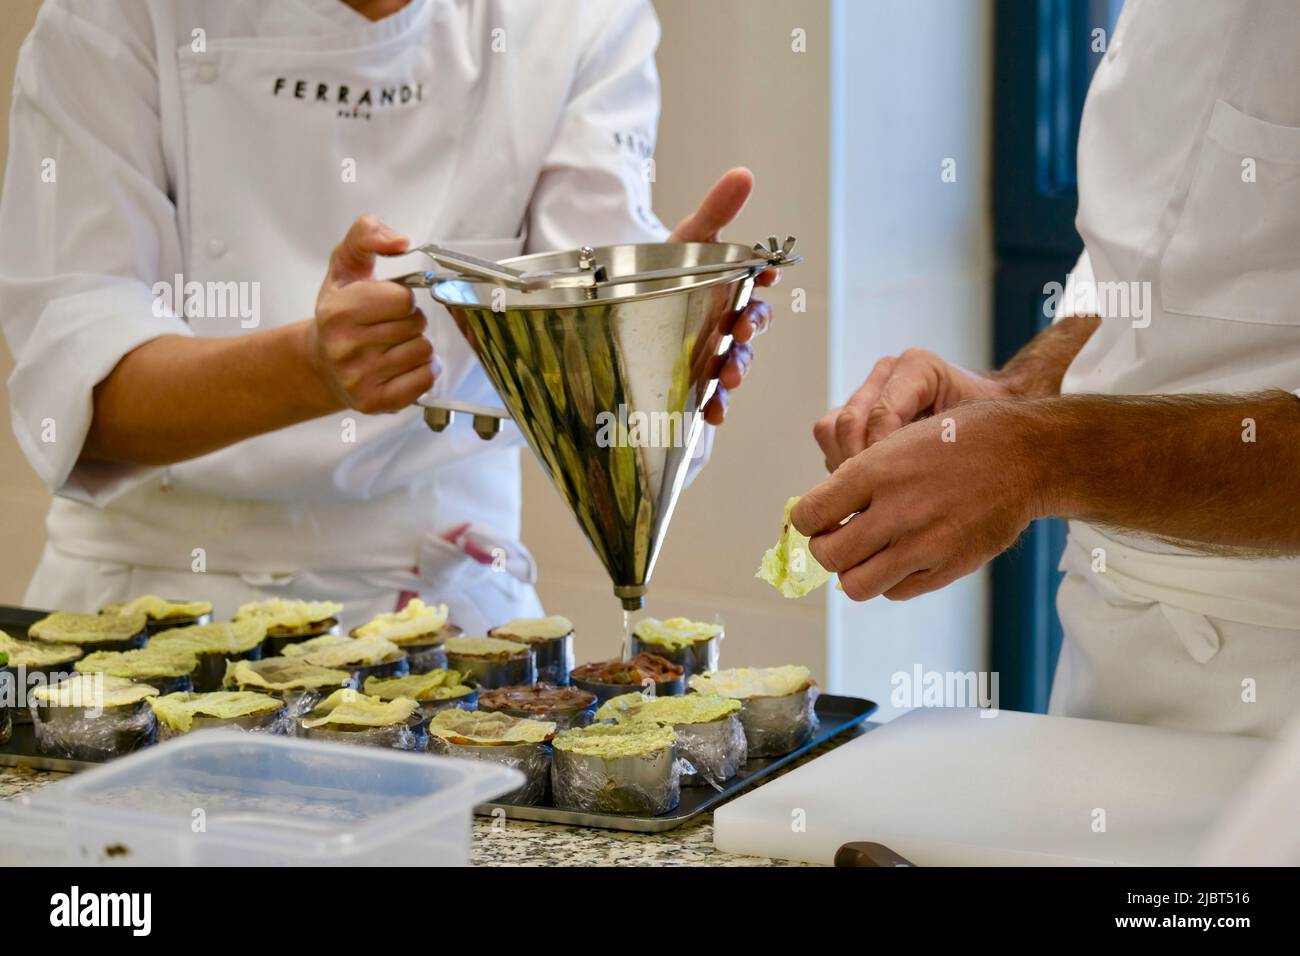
[0,722,97,773]
[0,692,877,828]
[3,604,877,830]
[1,605,99,772]
[0,604,44,637]
[476,693,877,833]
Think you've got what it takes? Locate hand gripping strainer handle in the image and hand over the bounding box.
[389,244,548,291]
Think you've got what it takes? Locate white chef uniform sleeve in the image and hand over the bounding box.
[0,1,190,505]
[526,0,720,484]
[526,0,669,252]
[1051,249,1097,322]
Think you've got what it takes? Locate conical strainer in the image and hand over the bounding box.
[397,237,801,610]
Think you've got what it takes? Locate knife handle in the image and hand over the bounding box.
[834,842,916,867]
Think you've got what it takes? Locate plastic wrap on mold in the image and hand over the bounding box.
[279,688,320,722]
[276,684,356,720]
[550,745,684,815]
[30,700,157,761]
[156,703,290,742]
[224,665,357,720]
[263,706,298,737]
[738,685,820,758]
[427,736,551,805]
[298,717,427,751]
[415,691,478,721]
[13,667,82,725]
[677,714,747,787]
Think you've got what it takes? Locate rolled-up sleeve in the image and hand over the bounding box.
[0,1,190,504]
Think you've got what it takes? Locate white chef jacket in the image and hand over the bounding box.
[1049,0,1300,736]
[0,0,691,630]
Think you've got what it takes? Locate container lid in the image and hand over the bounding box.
[37,732,523,863]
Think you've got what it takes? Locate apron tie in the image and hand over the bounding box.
[1159,604,1222,664]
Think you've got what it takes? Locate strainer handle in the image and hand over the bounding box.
[389,243,533,290]
[584,235,800,287]
[390,235,800,292]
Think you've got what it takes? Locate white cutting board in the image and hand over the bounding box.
[713,708,1270,866]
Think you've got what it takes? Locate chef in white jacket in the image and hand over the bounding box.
[0,0,773,631]
[794,0,1300,737]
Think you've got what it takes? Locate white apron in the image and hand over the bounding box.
[1052,523,1300,738]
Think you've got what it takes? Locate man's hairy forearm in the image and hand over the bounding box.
[1019,389,1300,555]
[82,322,341,467]
[991,314,1101,399]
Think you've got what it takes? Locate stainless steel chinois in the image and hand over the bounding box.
[411,237,800,610]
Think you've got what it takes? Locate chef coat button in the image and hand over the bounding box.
[194,62,219,84]
[207,238,227,259]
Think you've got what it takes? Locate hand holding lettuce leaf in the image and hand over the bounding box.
[756,496,833,597]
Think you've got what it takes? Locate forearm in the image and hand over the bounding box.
[81,321,341,467]
[990,314,1101,399]
[1023,389,1300,554]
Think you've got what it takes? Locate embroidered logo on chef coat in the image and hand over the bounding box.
[613,130,654,161]
[272,77,427,121]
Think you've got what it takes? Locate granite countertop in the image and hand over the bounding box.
[0,734,862,866]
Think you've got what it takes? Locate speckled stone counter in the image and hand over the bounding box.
[0,733,863,866]
[0,764,53,802]
[469,812,810,866]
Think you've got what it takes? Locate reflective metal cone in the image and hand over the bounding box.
[431,241,773,610]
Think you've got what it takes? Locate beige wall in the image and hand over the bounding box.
[0,1,833,678]
[825,0,992,713]
[524,1,832,672]
[0,0,47,606]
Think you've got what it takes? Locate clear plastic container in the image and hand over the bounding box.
[0,730,522,866]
